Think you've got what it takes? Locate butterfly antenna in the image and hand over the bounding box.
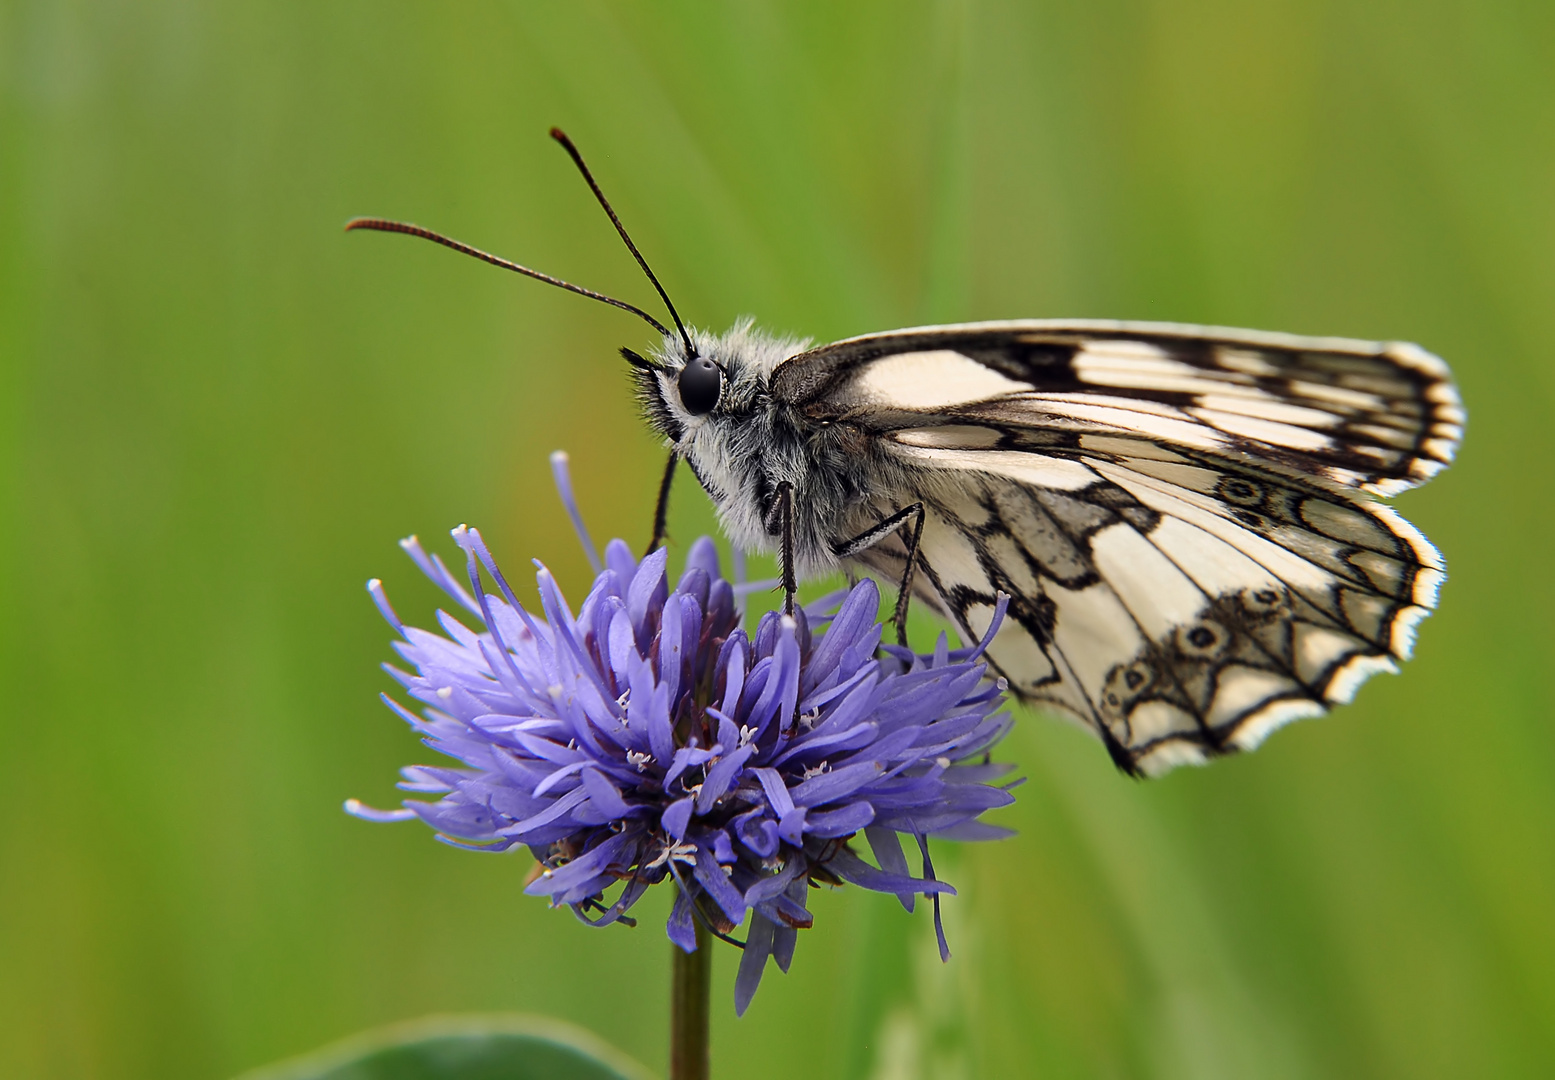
[549,127,697,358]
[343,218,671,338]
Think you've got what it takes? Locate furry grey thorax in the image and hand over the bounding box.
[633,319,908,577]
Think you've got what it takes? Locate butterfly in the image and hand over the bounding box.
[350,129,1462,777]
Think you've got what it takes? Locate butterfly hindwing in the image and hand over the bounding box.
[850,449,1439,775]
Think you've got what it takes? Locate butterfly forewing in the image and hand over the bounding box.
[777,321,1460,775]
[776,319,1463,496]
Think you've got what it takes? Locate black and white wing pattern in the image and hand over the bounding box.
[774,320,1462,776]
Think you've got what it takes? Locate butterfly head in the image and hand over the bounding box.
[625,319,810,447]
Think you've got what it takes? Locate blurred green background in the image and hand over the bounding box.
[4,1,1553,1077]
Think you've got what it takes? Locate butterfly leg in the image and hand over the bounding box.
[776,481,797,616]
[642,451,679,557]
[831,503,925,647]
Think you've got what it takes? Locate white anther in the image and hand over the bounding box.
[645,839,699,870]
[802,761,830,780]
[436,686,453,700]
[935,756,951,769]
[627,751,653,773]
[739,725,757,747]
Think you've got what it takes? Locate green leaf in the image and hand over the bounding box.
[232,1014,656,1080]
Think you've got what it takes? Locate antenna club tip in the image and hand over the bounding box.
[549,126,570,143]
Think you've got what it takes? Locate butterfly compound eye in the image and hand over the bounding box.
[677,357,723,415]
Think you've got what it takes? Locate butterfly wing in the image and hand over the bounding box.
[775,321,1461,775]
[774,319,1463,496]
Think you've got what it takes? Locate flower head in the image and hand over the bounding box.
[348,462,1018,1012]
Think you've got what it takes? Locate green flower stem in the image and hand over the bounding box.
[670,920,712,1080]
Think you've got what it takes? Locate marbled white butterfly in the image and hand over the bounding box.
[350,130,1462,777]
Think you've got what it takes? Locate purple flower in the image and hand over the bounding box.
[348,462,1019,1014]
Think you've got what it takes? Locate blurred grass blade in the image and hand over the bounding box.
[231,1014,655,1080]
